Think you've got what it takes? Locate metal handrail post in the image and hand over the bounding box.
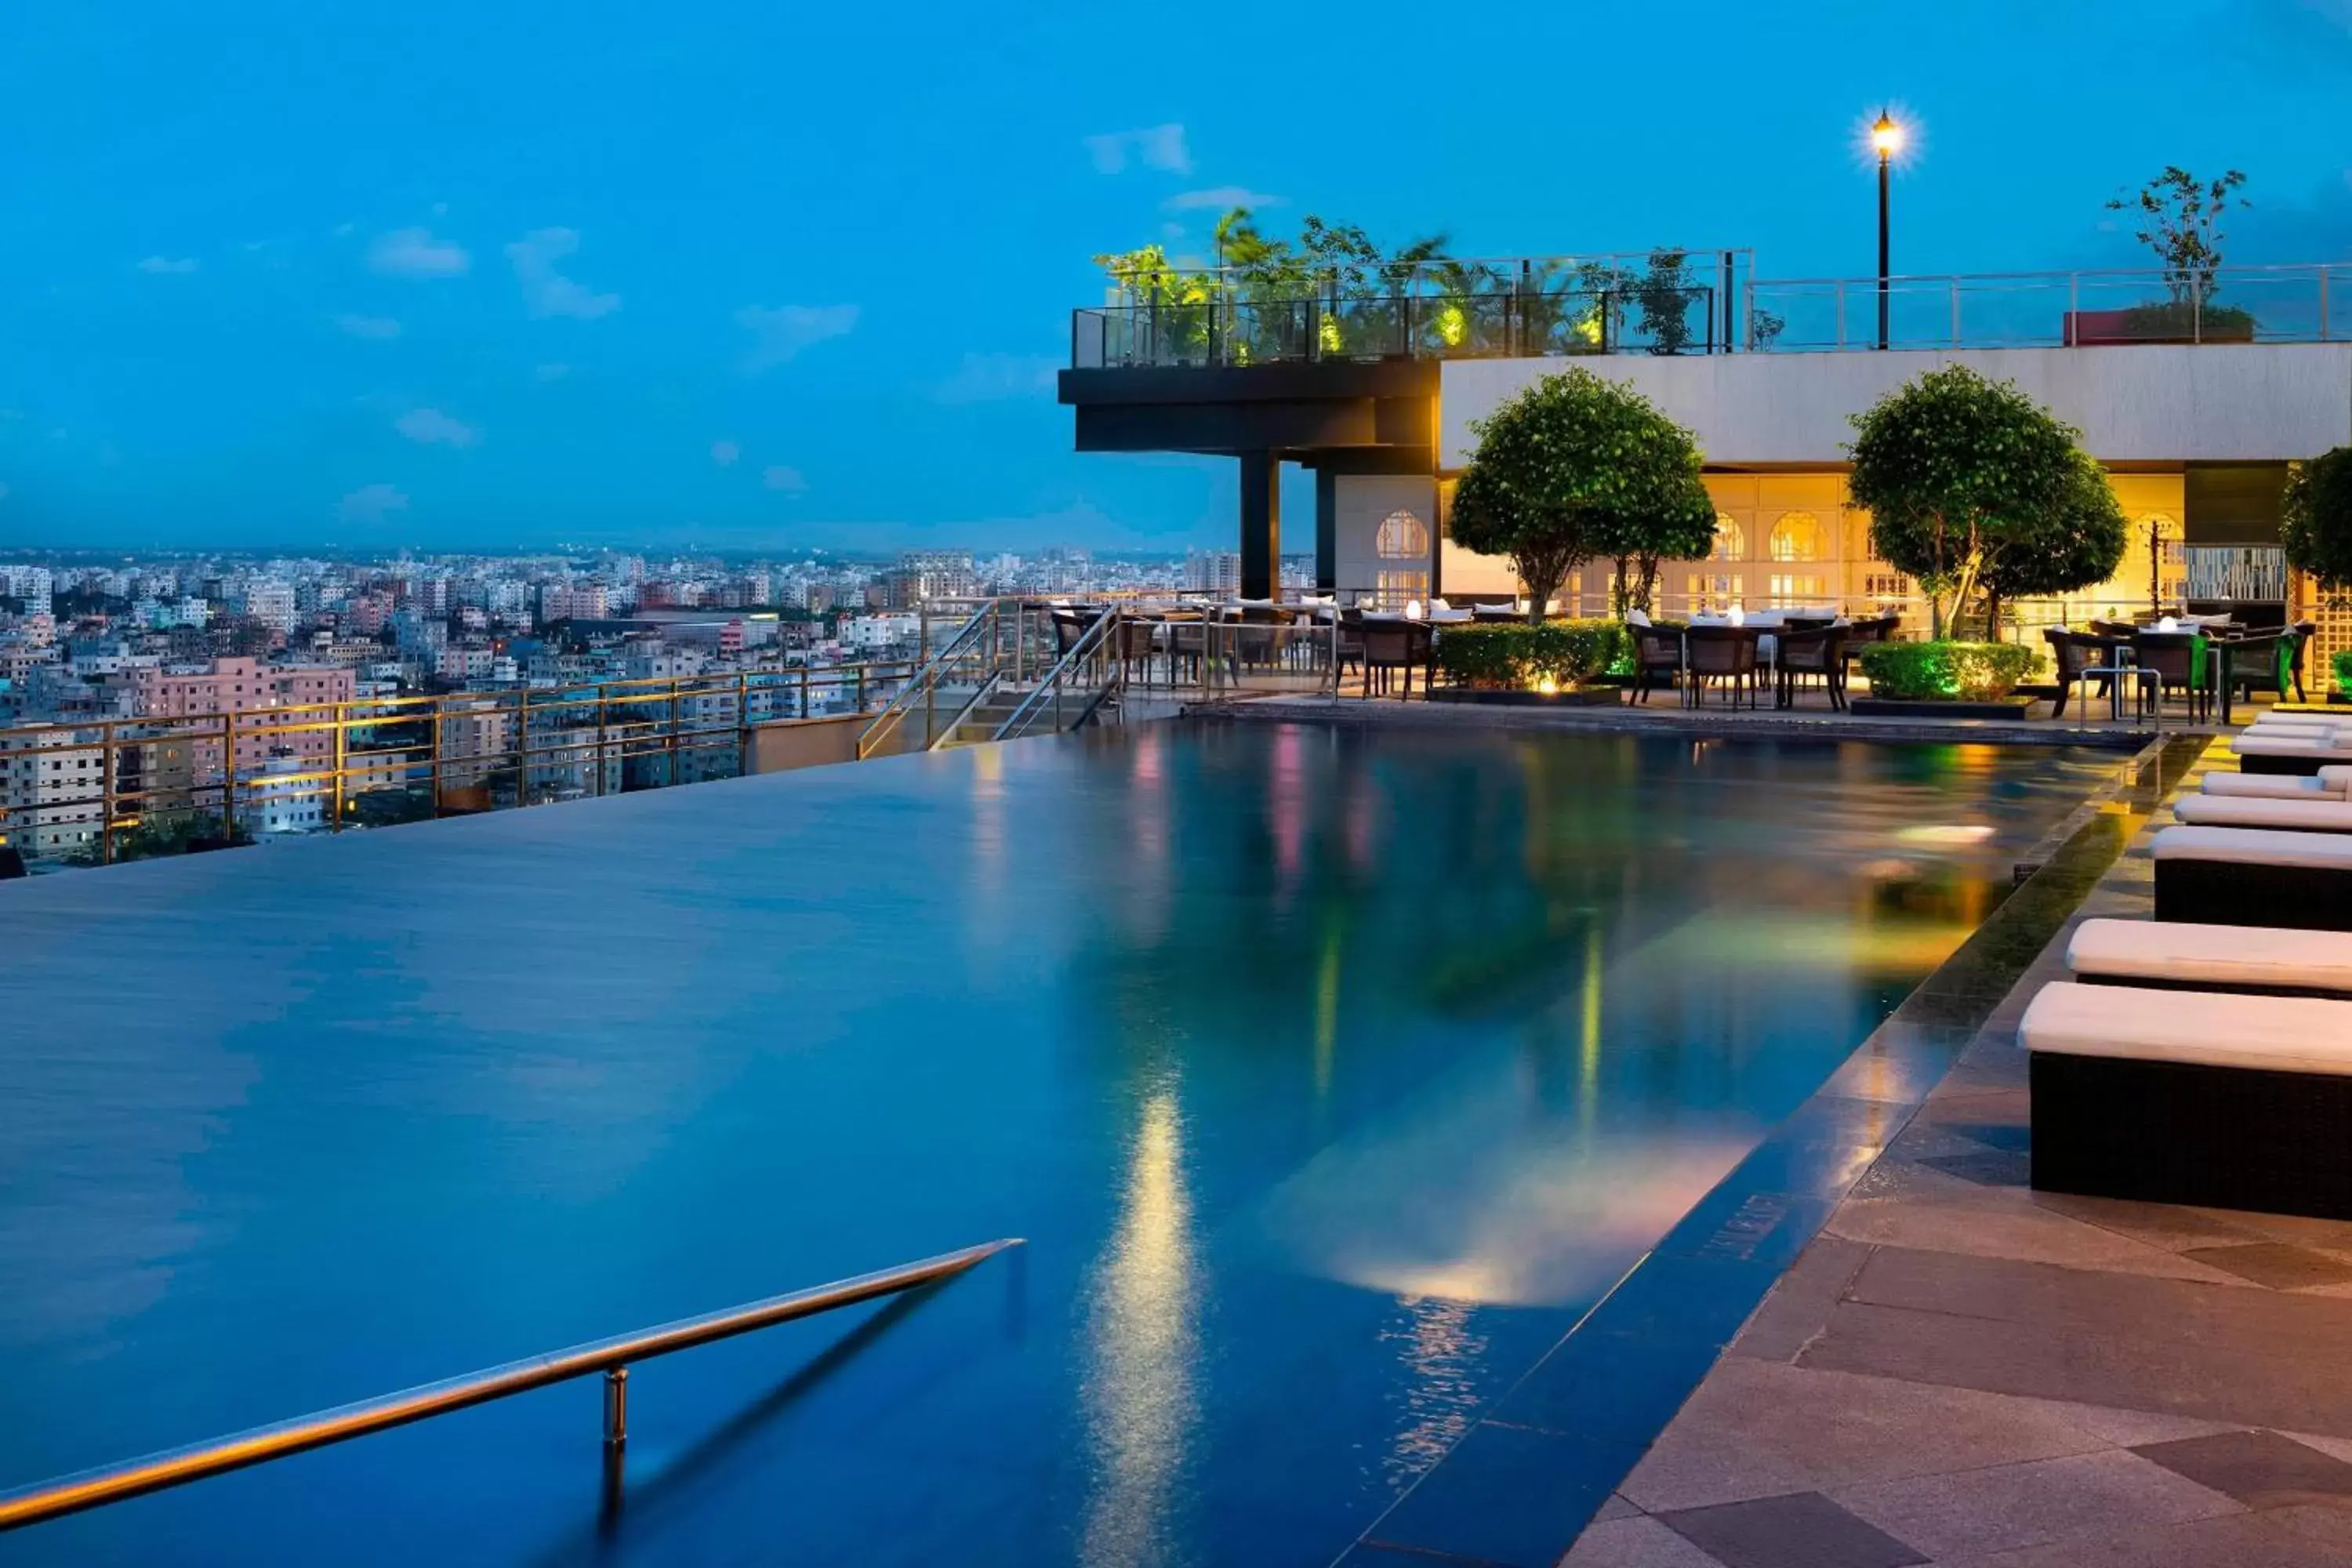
[330,702,347,833]
[0,1240,1022,1533]
[1950,277,1961,348]
[220,712,237,840]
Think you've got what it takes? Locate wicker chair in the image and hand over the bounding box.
[1357,619,1433,699]
[1775,625,1849,710]
[2132,630,2212,722]
[1630,626,1685,705]
[1684,625,1763,710]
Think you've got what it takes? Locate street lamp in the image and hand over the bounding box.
[1871,111,1903,350]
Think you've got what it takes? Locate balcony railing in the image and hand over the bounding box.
[1070,260,2352,368]
[1747,263,2351,353]
[0,661,920,873]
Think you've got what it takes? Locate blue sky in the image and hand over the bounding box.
[1,0,2347,552]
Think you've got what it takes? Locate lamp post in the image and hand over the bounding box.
[1871,111,1902,350]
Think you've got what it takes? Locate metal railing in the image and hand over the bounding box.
[0,660,919,872]
[1074,285,1722,369]
[0,1238,1023,1534]
[993,607,1127,742]
[1746,262,2350,353]
[855,598,1056,757]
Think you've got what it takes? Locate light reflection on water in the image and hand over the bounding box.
[0,724,2116,1566]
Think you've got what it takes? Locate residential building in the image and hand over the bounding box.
[0,724,107,860]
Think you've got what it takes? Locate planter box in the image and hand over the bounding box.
[1850,698,2036,720]
[1430,686,1623,708]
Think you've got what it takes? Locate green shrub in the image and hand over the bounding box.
[2333,649,2352,695]
[1432,619,1630,690]
[1857,640,2039,702]
[2117,300,2258,341]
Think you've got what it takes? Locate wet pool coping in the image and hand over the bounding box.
[1328,731,2212,1568]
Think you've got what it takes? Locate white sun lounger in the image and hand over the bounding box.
[2201,772,2347,799]
[2152,825,2352,928]
[2067,916,2352,996]
[2230,733,2352,775]
[2175,796,2352,833]
[2022,979,2352,1219]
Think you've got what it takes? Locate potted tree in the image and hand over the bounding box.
[1848,365,2125,717]
[1439,370,1707,703]
[2282,446,2352,702]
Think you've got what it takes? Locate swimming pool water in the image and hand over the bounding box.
[0,723,2114,1565]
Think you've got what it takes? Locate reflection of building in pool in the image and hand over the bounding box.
[1078,1083,1200,1568]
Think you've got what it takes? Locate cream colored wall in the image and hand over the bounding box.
[1445,468,2194,624]
[1333,474,1439,604]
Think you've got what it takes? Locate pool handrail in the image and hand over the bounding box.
[0,1236,1025,1534]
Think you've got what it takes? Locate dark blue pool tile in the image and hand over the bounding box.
[1817,1023,1971,1106]
[1331,1546,1482,1566]
[1579,1250,1786,1350]
[1657,1185,1838,1272]
[1363,1420,1641,1568]
[1486,1328,1722,1446]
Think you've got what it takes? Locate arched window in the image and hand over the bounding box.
[1376,509,1430,560]
[1711,514,1745,561]
[1768,511,1822,562]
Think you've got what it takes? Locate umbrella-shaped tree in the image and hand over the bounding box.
[1450,368,1712,622]
[2283,446,2352,601]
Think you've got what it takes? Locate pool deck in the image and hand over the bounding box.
[1557,735,2352,1568]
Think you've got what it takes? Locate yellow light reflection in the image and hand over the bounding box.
[1380,1294,1487,1483]
[1079,1087,1199,1568]
[1314,920,1341,1100]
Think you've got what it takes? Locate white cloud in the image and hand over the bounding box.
[367,227,470,278]
[334,313,402,340]
[1083,123,1191,176]
[394,407,479,448]
[136,256,200,274]
[762,464,807,493]
[504,227,619,320]
[337,483,409,524]
[932,352,1059,405]
[735,303,858,373]
[1164,186,1280,211]
[710,439,740,466]
[534,362,572,382]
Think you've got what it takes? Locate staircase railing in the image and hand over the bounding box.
[0,1238,1023,1534]
[993,609,1127,742]
[855,601,1023,759]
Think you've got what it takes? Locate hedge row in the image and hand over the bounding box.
[1432,620,1632,689]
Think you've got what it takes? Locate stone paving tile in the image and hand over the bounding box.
[1727,1236,1871,1363]
[2180,1242,2352,1291]
[2024,1192,2272,1254]
[1592,1493,1642,1523]
[1657,1490,1929,1568]
[1929,1508,2343,1566]
[1560,1515,1730,1567]
[2006,1398,2248,1449]
[1823,1175,2256,1284]
[2132,1430,2352,1508]
[1828,1448,2242,1561]
[1616,1360,2113,1515]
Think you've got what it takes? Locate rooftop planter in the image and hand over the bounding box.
[1852,641,2042,720]
[1430,619,1629,705]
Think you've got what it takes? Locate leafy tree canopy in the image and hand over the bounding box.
[1451,368,1710,621]
[1847,364,2100,637]
[1977,451,2129,620]
[2283,446,2352,594]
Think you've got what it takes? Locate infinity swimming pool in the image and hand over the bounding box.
[0,723,2114,1565]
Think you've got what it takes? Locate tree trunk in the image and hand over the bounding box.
[1984,585,2004,642]
[1610,554,1632,619]
[1635,555,1661,615]
[1947,549,1987,643]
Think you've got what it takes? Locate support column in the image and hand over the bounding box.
[1313,469,1337,593]
[1240,450,1280,601]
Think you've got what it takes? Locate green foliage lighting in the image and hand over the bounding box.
[2282,448,2352,597]
[1857,641,2039,702]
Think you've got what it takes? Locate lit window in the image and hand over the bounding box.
[1375,509,1430,560]
[1768,574,1826,605]
[1768,512,1823,562]
[1711,514,1745,561]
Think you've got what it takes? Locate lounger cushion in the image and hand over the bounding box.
[2326,767,2352,789]
[2249,713,2339,727]
[2232,735,2351,759]
[2067,917,2352,995]
[2201,773,2342,798]
[2020,980,2352,1076]
[2175,796,2352,833]
[2152,825,2352,869]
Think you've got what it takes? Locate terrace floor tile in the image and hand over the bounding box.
[1657,1490,1928,1568]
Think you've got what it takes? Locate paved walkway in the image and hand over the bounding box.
[1564,738,2352,1567]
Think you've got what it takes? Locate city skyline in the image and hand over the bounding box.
[2,2,2350,553]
